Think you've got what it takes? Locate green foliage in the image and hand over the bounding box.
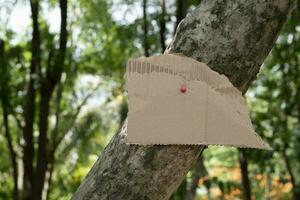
[0,0,134,198]
[245,2,300,198]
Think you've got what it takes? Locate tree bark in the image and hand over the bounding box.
[238,149,252,200]
[72,1,295,199]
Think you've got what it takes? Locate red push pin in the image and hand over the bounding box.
[180,85,187,93]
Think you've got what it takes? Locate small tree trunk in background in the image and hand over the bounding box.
[173,150,207,200]
[265,164,272,200]
[22,1,41,199]
[34,87,53,200]
[142,0,149,57]
[159,0,166,53]
[170,179,188,200]
[33,0,68,199]
[282,146,299,200]
[188,155,207,200]
[174,0,187,34]
[238,149,252,200]
[45,82,63,200]
[72,1,296,199]
[1,92,19,200]
[45,151,55,200]
[0,39,19,200]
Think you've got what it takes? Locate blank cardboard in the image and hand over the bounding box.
[125,54,270,150]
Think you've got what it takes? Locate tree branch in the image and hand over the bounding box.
[7,102,24,130]
[73,1,296,199]
[54,84,101,150]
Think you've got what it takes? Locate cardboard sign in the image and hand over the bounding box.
[125,54,270,149]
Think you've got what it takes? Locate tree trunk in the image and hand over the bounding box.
[188,154,207,200]
[159,0,166,53]
[170,178,188,200]
[142,0,149,57]
[45,153,55,200]
[22,1,41,199]
[45,82,63,200]
[2,104,19,200]
[72,1,295,199]
[238,149,251,200]
[0,39,19,200]
[1,89,19,200]
[33,0,68,199]
[282,146,299,200]
[34,85,54,200]
[174,0,187,34]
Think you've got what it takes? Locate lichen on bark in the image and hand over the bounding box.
[72,1,296,199]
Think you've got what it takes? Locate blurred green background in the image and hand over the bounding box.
[0,0,300,199]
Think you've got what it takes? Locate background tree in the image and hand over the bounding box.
[0,0,136,199]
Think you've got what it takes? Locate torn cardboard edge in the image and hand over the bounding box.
[125,54,271,150]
